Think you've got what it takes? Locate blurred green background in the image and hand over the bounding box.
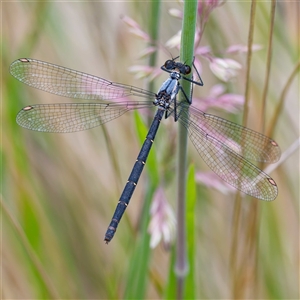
[2,1,299,299]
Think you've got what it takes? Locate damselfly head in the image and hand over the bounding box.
[178,63,191,75]
[164,59,177,71]
[163,59,191,75]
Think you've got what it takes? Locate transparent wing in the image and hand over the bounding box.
[186,104,280,163]
[10,58,156,101]
[16,102,152,133]
[177,104,279,201]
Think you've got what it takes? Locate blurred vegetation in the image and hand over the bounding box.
[2,1,299,299]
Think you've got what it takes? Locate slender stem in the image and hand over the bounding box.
[232,0,257,298]
[148,1,161,67]
[147,0,161,124]
[267,60,300,138]
[176,1,198,299]
[242,0,256,127]
[260,0,276,133]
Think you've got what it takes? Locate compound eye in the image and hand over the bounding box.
[164,60,175,70]
[184,65,191,74]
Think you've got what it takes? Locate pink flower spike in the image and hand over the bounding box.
[165,31,181,49]
[206,0,225,8]
[128,28,150,41]
[128,65,155,79]
[121,15,150,41]
[192,84,244,113]
[195,45,211,56]
[198,0,225,21]
[209,58,242,82]
[217,93,244,112]
[209,83,226,97]
[226,44,263,54]
[138,46,158,59]
[148,68,164,81]
[148,187,176,249]
[196,171,235,195]
[121,15,140,28]
[169,8,183,19]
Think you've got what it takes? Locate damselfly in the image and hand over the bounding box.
[10,57,280,243]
